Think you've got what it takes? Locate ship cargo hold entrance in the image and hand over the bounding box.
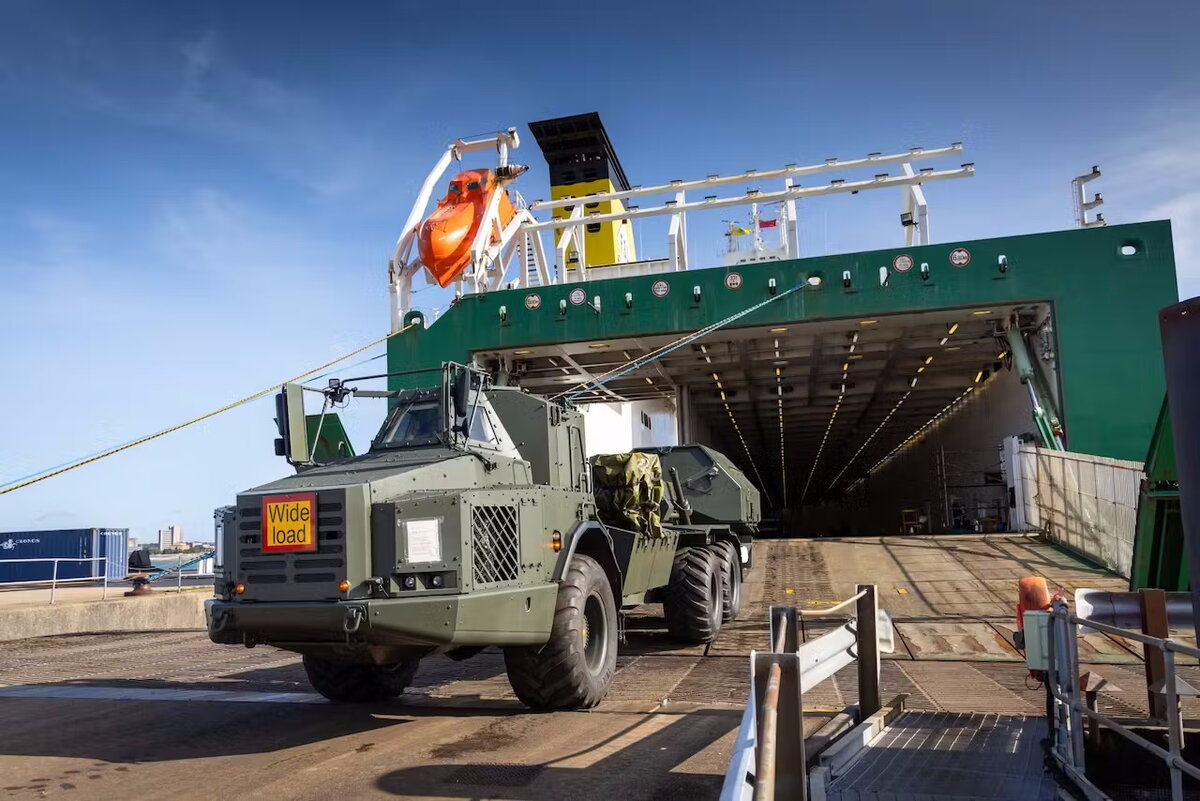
[471,303,1053,536]
[389,217,1177,538]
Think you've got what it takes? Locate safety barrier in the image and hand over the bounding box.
[721,585,889,801]
[0,557,110,604]
[1006,438,1143,577]
[1043,596,1200,800]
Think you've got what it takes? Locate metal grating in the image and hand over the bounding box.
[471,505,520,585]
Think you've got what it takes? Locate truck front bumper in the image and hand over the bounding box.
[206,583,559,648]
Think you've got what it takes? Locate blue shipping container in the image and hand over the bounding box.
[0,528,129,584]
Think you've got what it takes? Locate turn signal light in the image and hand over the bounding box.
[234,583,245,595]
[338,580,351,593]
[551,531,562,552]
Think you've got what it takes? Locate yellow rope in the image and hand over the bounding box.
[0,323,415,496]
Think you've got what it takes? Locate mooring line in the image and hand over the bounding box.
[0,324,415,496]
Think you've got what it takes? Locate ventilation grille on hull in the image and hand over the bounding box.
[471,505,520,585]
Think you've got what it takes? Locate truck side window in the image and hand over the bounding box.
[382,401,442,447]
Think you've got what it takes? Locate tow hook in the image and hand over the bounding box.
[343,606,366,638]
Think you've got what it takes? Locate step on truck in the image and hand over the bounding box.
[207,362,759,708]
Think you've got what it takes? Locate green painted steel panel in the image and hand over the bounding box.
[305,413,355,463]
[390,221,1177,464]
[1131,398,1186,591]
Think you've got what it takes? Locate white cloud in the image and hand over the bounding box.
[0,189,385,543]
[6,25,383,199]
[1099,105,1200,297]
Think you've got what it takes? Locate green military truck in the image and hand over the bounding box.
[207,363,759,708]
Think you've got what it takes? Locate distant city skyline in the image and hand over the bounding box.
[0,0,1196,539]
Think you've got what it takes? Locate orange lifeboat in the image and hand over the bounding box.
[417,168,515,287]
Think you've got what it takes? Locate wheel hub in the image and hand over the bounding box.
[582,593,606,674]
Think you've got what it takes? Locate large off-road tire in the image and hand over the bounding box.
[664,546,723,643]
[713,541,743,623]
[302,655,419,702]
[504,553,617,710]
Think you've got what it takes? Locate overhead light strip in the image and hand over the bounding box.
[822,321,964,496]
[711,371,773,507]
[801,330,857,503]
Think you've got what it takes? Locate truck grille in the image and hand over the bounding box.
[471,505,520,585]
[234,489,346,600]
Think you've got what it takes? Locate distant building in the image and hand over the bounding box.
[158,525,183,551]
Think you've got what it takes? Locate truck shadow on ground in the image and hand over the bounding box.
[373,707,741,801]
[0,694,417,762]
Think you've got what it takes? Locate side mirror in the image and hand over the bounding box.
[452,369,471,421]
[273,383,311,465]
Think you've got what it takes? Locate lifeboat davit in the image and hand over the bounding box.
[417,168,516,287]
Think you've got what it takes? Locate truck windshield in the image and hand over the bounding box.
[379,400,443,448]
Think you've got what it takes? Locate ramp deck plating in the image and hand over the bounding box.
[0,535,1174,800]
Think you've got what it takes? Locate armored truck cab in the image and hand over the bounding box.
[208,364,752,708]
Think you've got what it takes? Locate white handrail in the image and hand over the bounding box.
[0,557,109,604]
[1047,601,1200,799]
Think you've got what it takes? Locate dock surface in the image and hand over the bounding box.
[0,535,1176,800]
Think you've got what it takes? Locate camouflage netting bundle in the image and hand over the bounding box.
[591,452,667,537]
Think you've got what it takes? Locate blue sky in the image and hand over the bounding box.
[1,0,1196,544]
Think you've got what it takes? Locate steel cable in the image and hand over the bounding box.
[0,323,415,496]
[554,279,816,403]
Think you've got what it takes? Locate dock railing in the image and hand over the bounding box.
[0,557,110,604]
[722,584,887,801]
[1044,597,1200,800]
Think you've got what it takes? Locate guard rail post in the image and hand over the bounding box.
[1140,588,1169,720]
[102,558,108,600]
[754,607,805,801]
[856,584,881,718]
[50,559,59,605]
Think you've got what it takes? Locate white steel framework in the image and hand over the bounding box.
[1071,165,1105,229]
[389,131,975,330]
